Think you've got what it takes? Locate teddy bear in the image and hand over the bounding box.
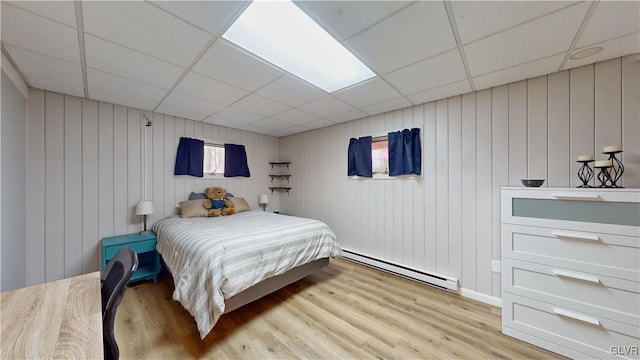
[202,186,236,217]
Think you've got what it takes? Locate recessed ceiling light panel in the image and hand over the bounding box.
[222,0,376,93]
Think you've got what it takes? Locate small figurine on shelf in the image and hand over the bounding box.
[602,145,624,188]
[576,155,594,188]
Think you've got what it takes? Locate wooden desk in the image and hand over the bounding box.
[0,272,103,359]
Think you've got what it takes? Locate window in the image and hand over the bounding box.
[203,142,224,176]
[372,136,389,175]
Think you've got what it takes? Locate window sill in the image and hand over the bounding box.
[349,174,422,181]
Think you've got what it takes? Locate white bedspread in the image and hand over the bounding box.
[152,211,340,338]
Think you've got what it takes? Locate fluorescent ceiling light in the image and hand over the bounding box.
[223,0,376,93]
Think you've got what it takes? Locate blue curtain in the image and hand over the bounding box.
[174,137,204,177]
[388,128,421,176]
[347,136,372,177]
[224,144,251,177]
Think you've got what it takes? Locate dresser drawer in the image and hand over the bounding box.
[502,224,639,281]
[503,294,640,359]
[503,259,639,326]
[104,238,156,260]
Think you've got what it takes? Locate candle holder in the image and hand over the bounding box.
[602,149,624,188]
[576,159,594,188]
[594,161,613,188]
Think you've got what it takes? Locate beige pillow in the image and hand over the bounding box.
[179,199,209,218]
[228,197,250,213]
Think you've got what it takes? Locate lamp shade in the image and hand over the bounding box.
[135,201,154,215]
[258,194,269,205]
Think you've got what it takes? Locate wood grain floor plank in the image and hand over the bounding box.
[116,258,565,359]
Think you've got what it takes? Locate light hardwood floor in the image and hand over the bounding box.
[117,258,565,359]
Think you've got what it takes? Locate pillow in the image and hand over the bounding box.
[228,197,250,213]
[188,192,207,200]
[179,199,209,218]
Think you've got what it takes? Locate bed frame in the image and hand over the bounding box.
[223,257,329,313]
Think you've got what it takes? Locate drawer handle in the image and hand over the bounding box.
[553,307,600,326]
[552,231,600,241]
[551,193,601,200]
[552,269,600,283]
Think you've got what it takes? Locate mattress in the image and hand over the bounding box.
[152,211,340,338]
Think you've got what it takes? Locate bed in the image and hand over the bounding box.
[151,210,340,339]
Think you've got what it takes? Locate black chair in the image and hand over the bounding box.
[101,247,138,360]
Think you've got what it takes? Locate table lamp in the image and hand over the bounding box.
[259,194,269,211]
[135,200,154,233]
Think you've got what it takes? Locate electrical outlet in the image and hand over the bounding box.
[492,260,502,273]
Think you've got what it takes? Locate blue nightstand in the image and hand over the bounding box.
[102,232,160,283]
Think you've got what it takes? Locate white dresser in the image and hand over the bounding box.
[501,188,640,359]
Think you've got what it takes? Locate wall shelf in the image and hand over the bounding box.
[269,186,291,194]
[269,161,291,194]
[269,175,291,183]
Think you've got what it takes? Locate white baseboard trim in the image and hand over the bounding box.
[459,288,502,308]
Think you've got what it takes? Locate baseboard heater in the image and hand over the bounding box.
[340,249,460,294]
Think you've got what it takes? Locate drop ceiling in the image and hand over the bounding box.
[2,1,638,137]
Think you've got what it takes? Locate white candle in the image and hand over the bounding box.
[577,155,594,161]
[603,145,622,153]
[594,159,612,167]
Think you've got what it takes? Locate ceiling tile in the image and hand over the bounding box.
[87,69,167,110]
[174,72,248,106]
[5,45,83,88]
[298,95,354,118]
[6,1,77,28]
[453,1,578,44]
[334,77,400,108]
[150,1,248,35]
[270,125,310,138]
[384,49,466,96]
[26,74,85,98]
[1,3,80,64]
[157,92,226,121]
[231,94,290,116]
[294,1,412,41]
[192,39,284,92]
[464,2,590,76]
[82,1,210,67]
[84,35,184,89]
[327,108,368,123]
[577,1,640,48]
[346,1,456,74]
[567,32,640,70]
[271,108,319,125]
[205,107,263,128]
[256,75,325,107]
[301,118,336,130]
[407,80,471,105]
[240,117,297,134]
[89,88,158,111]
[473,54,564,91]
[361,97,412,115]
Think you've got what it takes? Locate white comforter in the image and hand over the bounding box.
[152,211,340,338]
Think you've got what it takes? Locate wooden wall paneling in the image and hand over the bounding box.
[112,106,128,235]
[372,115,386,259]
[151,113,164,222]
[594,59,622,170]
[81,99,99,273]
[435,99,449,273]
[163,116,175,216]
[547,71,570,187]
[98,103,114,240]
[183,120,195,196]
[393,109,405,264]
[173,117,185,208]
[621,54,639,188]
[527,76,548,182]
[491,85,509,297]
[63,96,83,277]
[26,89,46,285]
[475,89,492,295]
[412,105,426,270]
[569,65,595,187]
[402,107,415,266]
[447,96,462,278]
[44,92,65,282]
[127,109,142,234]
[383,113,395,260]
[508,81,528,185]
[460,92,477,290]
[423,102,437,273]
